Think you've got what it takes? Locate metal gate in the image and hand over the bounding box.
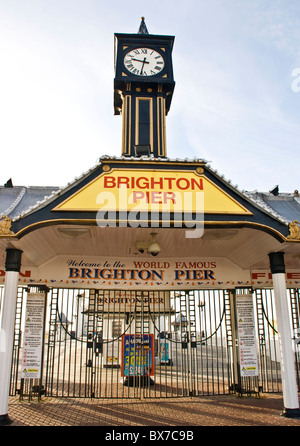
[9,287,235,398]
[7,286,300,399]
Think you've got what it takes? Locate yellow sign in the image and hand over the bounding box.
[53,169,251,215]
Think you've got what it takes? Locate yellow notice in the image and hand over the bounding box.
[53,169,251,215]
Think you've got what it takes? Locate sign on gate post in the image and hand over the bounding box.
[236,293,259,377]
[21,293,45,379]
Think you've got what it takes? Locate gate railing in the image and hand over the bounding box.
[4,286,300,399]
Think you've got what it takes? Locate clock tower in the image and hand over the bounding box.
[114,18,175,158]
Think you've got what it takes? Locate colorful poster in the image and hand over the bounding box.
[160,340,170,364]
[121,334,154,377]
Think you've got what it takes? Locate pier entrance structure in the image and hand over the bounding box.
[2,155,300,404]
[1,19,300,421]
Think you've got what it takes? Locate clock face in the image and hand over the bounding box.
[124,48,165,77]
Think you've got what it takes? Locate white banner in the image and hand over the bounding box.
[236,294,259,377]
[1,262,300,289]
[2,255,251,290]
[21,293,45,379]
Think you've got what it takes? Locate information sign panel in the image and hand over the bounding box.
[21,293,45,379]
[236,294,259,377]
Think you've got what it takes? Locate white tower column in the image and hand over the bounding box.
[269,252,300,418]
[0,249,22,425]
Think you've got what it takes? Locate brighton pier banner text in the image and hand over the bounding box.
[103,175,204,191]
[68,267,216,281]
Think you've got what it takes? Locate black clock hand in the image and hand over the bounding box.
[131,58,149,64]
[140,57,147,74]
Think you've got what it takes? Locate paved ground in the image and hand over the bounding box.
[5,393,300,427]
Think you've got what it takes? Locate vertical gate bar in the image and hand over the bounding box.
[266,289,281,392]
[195,290,200,395]
[66,289,71,397]
[218,290,224,394]
[78,291,85,397]
[61,289,67,396]
[213,290,218,394]
[54,289,60,396]
[111,290,116,399]
[168,292,174,398]
[74,290,78,397]
[59,289,65,396]
[200,290,206,394]
[207,290,214,394]
[219,290,225,394]
[55,288,61,397]
[161,291,165,398]
[38,286,48,401]
[45,288,57,396]
[254,289,266,391]
[206,291,212,394]
[58,289,64,396]
[228,289,240,393]
[99,289,104,399]
[224,290,233,393]
[86,289,95,397]
[262,289,273,391]
[164,290,169,398]
[10,286,24,396]
[179,291,185,396]
[289,289,300,388]
[213,290,219,394]
[70,289,75,397]
[104,290,109,398]
[74,289,83,398]
[216,290,222,393]
[186,291,193,396]
[174,292,181,396]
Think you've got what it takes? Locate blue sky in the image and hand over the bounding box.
[0,0,299,193]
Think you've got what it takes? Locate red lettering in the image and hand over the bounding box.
[118,177,130,187]
[164,192,176,204]
[150,177,164,189]
[151,191,162,204]
[165,178,176,188]
[136,177,148,189]
[287,273,300,279]
[104,176,116,188]
[191,178,203,190]
[132,191,145,203]
[252,272,266,280]
[0,270,32,277]
[176,178,190,190]
[19,270,31,278]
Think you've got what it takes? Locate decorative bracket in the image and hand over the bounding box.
[287,220,300,240]
[0,215,15,236]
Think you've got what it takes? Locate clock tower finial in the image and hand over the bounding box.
[138,17,149,35]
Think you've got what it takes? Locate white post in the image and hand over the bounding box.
[0,249,22,425]
[269,252,300,418]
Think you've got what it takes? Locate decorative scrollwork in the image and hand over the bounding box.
[0,215,15,236]
[287,220,300,240]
